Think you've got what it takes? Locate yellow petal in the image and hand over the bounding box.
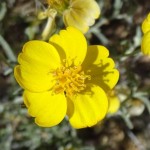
[63,10,89,33]
[70,0,100,19]
[49,27,87,66]
[142,13,150,34]
[63,0,100,33]
[141,31,150,55]
[14,65,55,92]
[107,91,120,114]
[19,40,61,71]
[14,40,61,92]
[23,90,67,127]
[108,96,120,114]
[68,84,108,129]
[90,66,119,92]
[82,45,119,91]
[82,45,109,66]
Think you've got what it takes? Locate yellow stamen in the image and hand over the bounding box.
[53,65,90,97]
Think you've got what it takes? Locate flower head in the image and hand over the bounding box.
[14,27,119,128]
[141,13,150,55]
[47,0,69,14]
[46,0,100,33]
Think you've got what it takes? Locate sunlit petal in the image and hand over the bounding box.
[14,40,61,92]
[23,90,67,127]
[68,84,108,129]
[49,27,87,66]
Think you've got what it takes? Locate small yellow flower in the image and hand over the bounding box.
[47,0,69,14]
[141,13,150,34]
[107,90,120,114]
[141,13,150,55]
[47,0,100,33]
[141,31,150,55]
[14,27,119,128]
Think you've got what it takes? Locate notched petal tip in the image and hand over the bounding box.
[50,26,87,66]
[23,90,67,127]
[63,0,101,33]
[68,84,108,129]
[82,45,119,92]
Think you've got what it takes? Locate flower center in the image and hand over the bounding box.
[47,0,69,14]
[53,65,90,97]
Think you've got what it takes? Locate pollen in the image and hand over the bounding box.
[53,65,90,97]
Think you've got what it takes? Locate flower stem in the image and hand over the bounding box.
[42,9,57,40]
[0,34,16,62]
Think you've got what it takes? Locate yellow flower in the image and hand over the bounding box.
[107,90,120,114]
[14,27,119,129]
[141,13,150,34]
[47,0,100,33]
[141,13,150,55]
[141,31,150,55]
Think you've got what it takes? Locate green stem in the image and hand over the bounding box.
[118,109,134,129]
[0,35,16,62]
[42,9,57,40]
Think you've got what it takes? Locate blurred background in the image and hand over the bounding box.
[0,0,150,149]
